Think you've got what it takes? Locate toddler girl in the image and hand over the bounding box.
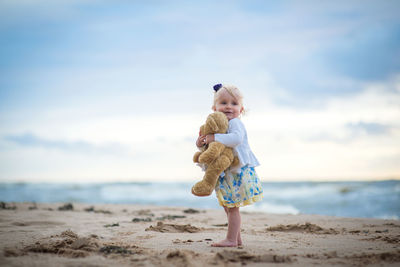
[196,84,263,247]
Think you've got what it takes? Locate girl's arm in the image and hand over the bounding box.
[213,119,245,148]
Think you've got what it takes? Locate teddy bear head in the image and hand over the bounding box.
[200,111,229,135]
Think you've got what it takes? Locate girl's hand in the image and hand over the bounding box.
[196,134,207,147]
[205,134,215,144]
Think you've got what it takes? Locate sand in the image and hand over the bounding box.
[0,202,399,266]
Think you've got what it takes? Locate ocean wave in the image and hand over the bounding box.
[0,181,398,219]
[242,202,300,215]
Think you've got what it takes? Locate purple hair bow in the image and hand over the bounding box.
[213,84,222,92]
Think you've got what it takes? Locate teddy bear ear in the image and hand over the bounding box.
[207,116,219,132]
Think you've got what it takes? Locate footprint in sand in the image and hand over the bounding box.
[18,230,99,258]
[5,230,143,259]
[172,239,196,244]
[145,222,202,233]
[344,251,400,265]
[266,222,339,234]
[183,208,202,214]
[214,249,293,264]
[11,221,65,227]
[0,202,16,210]
[362,235,400,244]
[165,250,198,266]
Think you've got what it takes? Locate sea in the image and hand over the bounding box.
[1,180,399,220]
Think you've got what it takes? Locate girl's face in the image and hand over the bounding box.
[213,90,243,120]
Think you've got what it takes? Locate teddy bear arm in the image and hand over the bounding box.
[198,142,225,164]
[193,151,203,163]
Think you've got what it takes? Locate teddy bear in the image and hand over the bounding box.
[192,111,239,196]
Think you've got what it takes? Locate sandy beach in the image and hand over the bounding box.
[0,202,399,266]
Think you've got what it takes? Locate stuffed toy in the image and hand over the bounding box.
[192,112,239,196]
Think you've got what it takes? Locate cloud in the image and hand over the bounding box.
[0,117,203,182]
[305,121,394,144]
[316,24,400,81]
[2,0,400,108]
[3,132,128,156]
[1,1,400,182]
[346,122,391,136]
[244,75,400,180]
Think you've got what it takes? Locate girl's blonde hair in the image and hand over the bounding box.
[212,84,245,114]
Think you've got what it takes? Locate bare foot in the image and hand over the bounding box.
[238,232,243,246]
[211,239,237,247]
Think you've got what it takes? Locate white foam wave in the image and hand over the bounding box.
[262,184,338,199]
[242,202,300,215]
[377,215,399,220]
[100,183,191,202]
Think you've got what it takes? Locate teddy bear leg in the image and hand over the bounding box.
[198,142,225,164]
[191,180,214,197]
[191,154,232,197]
[206,153,232,181]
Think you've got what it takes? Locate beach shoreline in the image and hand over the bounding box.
[1,202,399,266]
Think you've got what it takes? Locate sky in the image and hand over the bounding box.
[0,0,399,183]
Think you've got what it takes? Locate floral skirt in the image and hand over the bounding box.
[215,165,263,208]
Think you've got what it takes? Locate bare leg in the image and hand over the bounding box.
[223,207,242,246]
[212,207,241,247]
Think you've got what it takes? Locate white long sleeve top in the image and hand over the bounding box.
[214,118,260,173]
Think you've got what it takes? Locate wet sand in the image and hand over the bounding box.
[0,202,399,266]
